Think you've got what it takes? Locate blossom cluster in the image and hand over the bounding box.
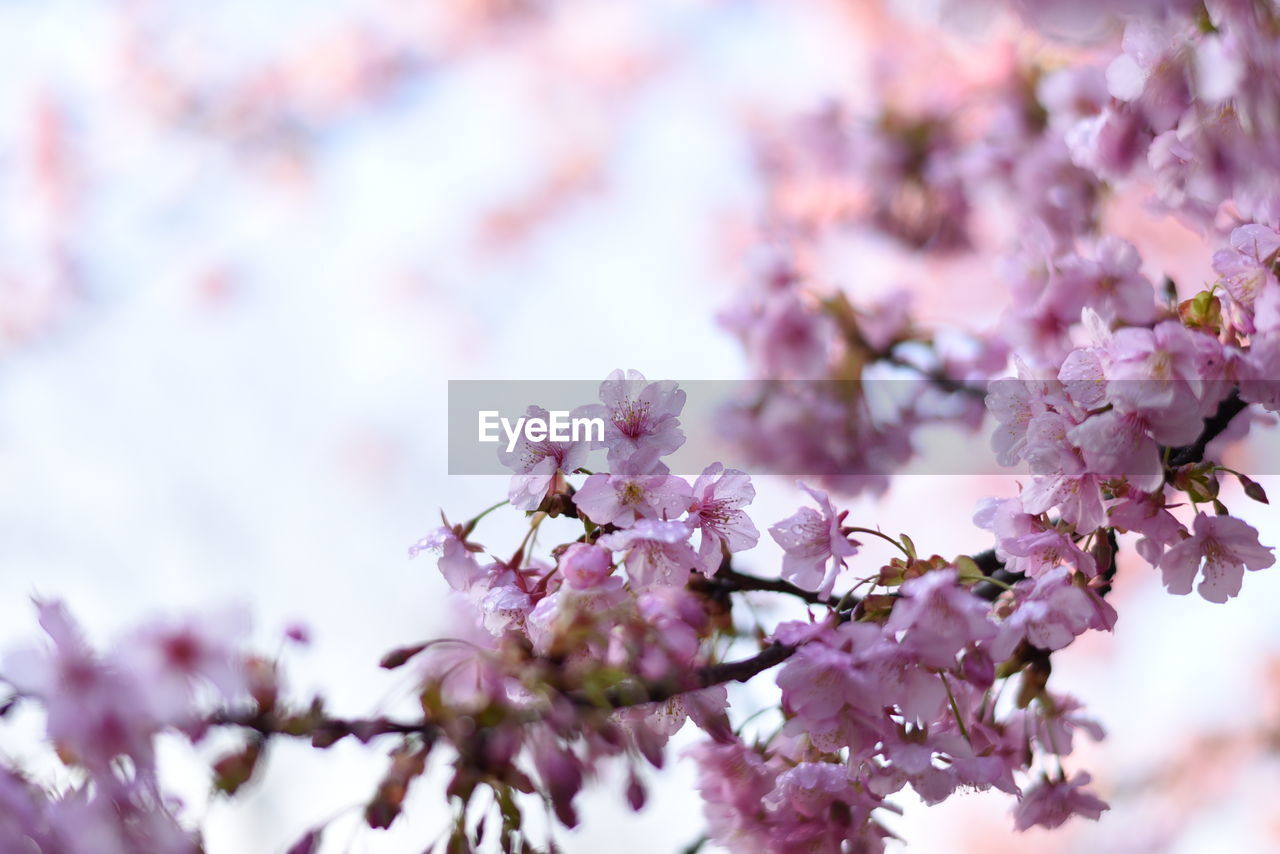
[386,369,1128,850]
[3,1,1280,851]
[0,602,257,853]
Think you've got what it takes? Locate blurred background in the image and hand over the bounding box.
[1,1,1278,852]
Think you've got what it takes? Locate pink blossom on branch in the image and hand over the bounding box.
[498,403,596,510]
[573,471,692,527]
[578,369,687,474]
[768,483,860,596]
[686,462,760,576]
[1159,513,1276,603]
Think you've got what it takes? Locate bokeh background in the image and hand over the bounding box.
[2,1,1278,852]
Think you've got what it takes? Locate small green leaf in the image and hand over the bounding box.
[953,555,983,584]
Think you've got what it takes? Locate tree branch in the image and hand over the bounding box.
[211,643,800,745]
[700,566,839,608]
[1166,388,1247,467]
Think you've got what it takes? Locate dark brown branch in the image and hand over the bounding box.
[1166,388,1248,467]
[211,643,799,745]
[208,708,435,742]
[970,549,1019,601]
[880,352,988,399]
[572,641,798,708]
[698,641,796,688]
[702,566,839,608]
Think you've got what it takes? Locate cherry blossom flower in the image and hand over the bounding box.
[498,404,596,510]
[114,607,251,723]
[975,498,1097,578]
[1109,492,1185,566]
[1013,772,1109,831]
[1104,321,1212,416]
[775,628,885,753]
[596,519,701,587]
[3,601,159,779]
[768,484,860,595]
[1059,237,1158,325]
[1213,224,1280,319]
[578,369,686,473]
[557,542,614,590]
[885,569,996,669]
[688,740,774,849]
[408,525,484,592]
[1020,411,1107,534]
[1159,513,1276,602]
[745,291,836,379]
[1027,694,1106,758]
[573,472,691,527]
[686,463,759,575]
[986,358,1066,467]
[991,569,1117,660]
[1067,410,1165,492]
[1241,332,1280,410]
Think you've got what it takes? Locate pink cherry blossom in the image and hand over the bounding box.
[768,484,859,595]
[557,542,614,590]
[1027,694,1105,758]
[408,525,484,592]
[1159,513,1276,602]
[775,631,885,753]
[986,358,1067,467]
[1013,772,1109,831]
[975,498,1097,578]
[1105,322,1214,420]
[498,404,596,510]
[596,519,701,587]
[688,740,775,849]
[572,472,692,527]
[1213,224,1280,320]
[1067,410,1165,492]
[1109,492,1185,566]
[1020,411,1107,534]
[686,463,759,576]
[578,369,686,474]
[3,601,159,778]
[991,569,1117,660]
[114,607,251,723]
[885,569,996,669]
[1241,331,1280,410]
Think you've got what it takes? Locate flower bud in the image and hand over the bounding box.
[626,771,647,811]
[962,648,995,690]
[558,543,614,590]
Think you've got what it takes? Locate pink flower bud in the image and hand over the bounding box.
[559,543,613,590]
[626,771,647,811]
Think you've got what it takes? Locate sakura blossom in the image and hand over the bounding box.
[1159,513,1276,603]
[1013,772,1110,831]
[578,369,687,474]
[686,462,760,575]
[596,519,702,588]
[556,542,615,591]
[497,404,598,510]
[572,471,692,527]
[8,0,1280,850]
[991,569,1117,660]
[768,483,860,595]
